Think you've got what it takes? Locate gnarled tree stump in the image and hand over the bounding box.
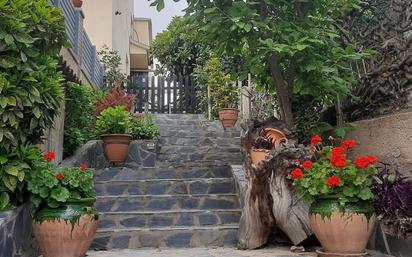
[238,118,313,249]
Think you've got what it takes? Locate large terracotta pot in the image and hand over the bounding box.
[218,108,239,128]
[72,0,83,7]
[264,128,288,149]
[101,134,132,163]
[32,199,98,257]
[310,197,375,256]
[249,149,270,165]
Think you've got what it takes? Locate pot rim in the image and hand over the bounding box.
[100,134,132,139]
[218,108,239,112]
[250,148,271,153]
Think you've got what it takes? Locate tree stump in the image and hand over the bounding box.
[238,118,313,249]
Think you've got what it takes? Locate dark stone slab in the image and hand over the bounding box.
[189,181,209,194]
[98,219,116,229]
[145,183,168,195]
[166,232,192,247]
[176,213,194,226]
[91,236,110,250]
[219,213,241,224]
[112,235,131,249]
[202,198,236,209]
[223,230,238,245]
[95,200,115,212]
[147,199,175,211]
[115,200,142,212]
[198,214,218,226]
[208,181,234,194]
[149,216,174,227]
[120,216,146,228]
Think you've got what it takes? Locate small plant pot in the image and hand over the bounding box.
[249,149,270,165]
[32,199,98,257]
[72,0,83,7]
[101,134,132,163]
[218,108,239,128]
[310,197,375,256]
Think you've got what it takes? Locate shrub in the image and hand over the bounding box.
[0,0,66,209]
[129,114,160,140]
[98,45,127,88]
[95,106,130,135]
[93,84,136,118]
[64,82,101,157]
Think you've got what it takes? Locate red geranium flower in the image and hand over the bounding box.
[354,155,377,169]
[310,135,322,145]
[341,139,356,150]
[367,155,377,164]
[80,164,87,171]
[309,146,317,153]
[55,172,63,181]
[290,168,303,180]
[302,160,313,170]
[331,147,345,157]
[326,175,341,187]
[42,151,55,161]
[330,147,346,168]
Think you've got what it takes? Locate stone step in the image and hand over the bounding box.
[158,137,239,146]
[159,145,240,155]
[97,209,241,230]
[91,225,238,249]
[159,130,240,139]
[95,194,240,213]
[93,165,234,182]
[95,178,236,196]
[152,114,207,120]
[157,152,241,164]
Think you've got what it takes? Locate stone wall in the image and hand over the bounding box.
[346,111,412,179]
[0,204,37,257]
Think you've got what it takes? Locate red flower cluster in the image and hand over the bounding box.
[290,168,303,180]
[302,160,313,170]
[42,151,55,161]
[330,147,346,168]
[55,172,63,181]
[353,155,377,170]
[80,164,87,171]
[341,139,356,150]
[326,175,341,187]
[310,135,322,145]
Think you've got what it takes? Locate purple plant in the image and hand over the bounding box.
[371,163,412,236]
[252,136,274,150]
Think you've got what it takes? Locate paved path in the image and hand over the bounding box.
[87,247,313,257]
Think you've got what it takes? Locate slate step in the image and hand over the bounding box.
[93,165,234,182]
[157,152,241,164]
[95,178,236,196]
[91,225,238,249]
[152,114,207,120]
[158,137,240,146]
[95,194,240,212]
[159,145,240,154]
[159,130,240,139]
[97,209,241,229]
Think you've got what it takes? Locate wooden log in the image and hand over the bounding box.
[237,118,313,249]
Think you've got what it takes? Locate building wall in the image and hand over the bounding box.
[82,0,113,49]
[133,19,151,46]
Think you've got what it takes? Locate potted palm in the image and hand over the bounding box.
[291,136,378,257]
[27,151,97,257]
[95,106,132,163]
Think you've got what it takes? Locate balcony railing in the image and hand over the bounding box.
[51,0,104,88]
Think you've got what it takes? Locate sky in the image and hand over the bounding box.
[134,0,188,37]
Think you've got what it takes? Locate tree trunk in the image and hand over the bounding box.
[238,118,312,248]
[268,54,294,128]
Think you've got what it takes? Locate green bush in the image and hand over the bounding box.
[64,82,101,158]
[0,0,67,209]
[130,114,160,140]
[95,106,130,135]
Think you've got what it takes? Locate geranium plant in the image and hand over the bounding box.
[27,151,96,218]
[290,135,378,210]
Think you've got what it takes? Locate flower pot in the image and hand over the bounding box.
[32,198,98,257]
[72,0,83,7]
[218,108,239,128]
[249,149,270,165]
[101,134,132,163]
[264,128,288,149]
[310,197,375,256]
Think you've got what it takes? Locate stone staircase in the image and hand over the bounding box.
[91,114,242,249]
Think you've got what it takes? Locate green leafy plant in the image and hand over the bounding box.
[0,0,67,209]
[129,114,160,140]
[95,106,130,135]
[194,57,239,118]
[64,82,102,157]
[27,151,96,215]
[98,45,127,88]
[291,136,378,210]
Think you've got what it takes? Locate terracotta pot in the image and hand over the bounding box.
[72,0,83,7]
[218,108,239,128]
[310,197,375,255]
[101,134,132,163]
[264,128,288,149]
[249,149,270,165]
[32,199,98,257]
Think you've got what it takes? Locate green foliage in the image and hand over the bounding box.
[27,157,95,213]
[129,114,160,140]
[98,45,127,88]
[64,83,102,157]
[193,57,239,118]
[0,0,67,209]
[95,106,130,135]
[151,16,208,76]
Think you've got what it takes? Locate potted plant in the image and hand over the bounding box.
[371,164,412,256]
[72,0,83,8]
[27,151,97,257]
[250,135,274,166]
[291,135,378,256]
[95,105,132,163]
